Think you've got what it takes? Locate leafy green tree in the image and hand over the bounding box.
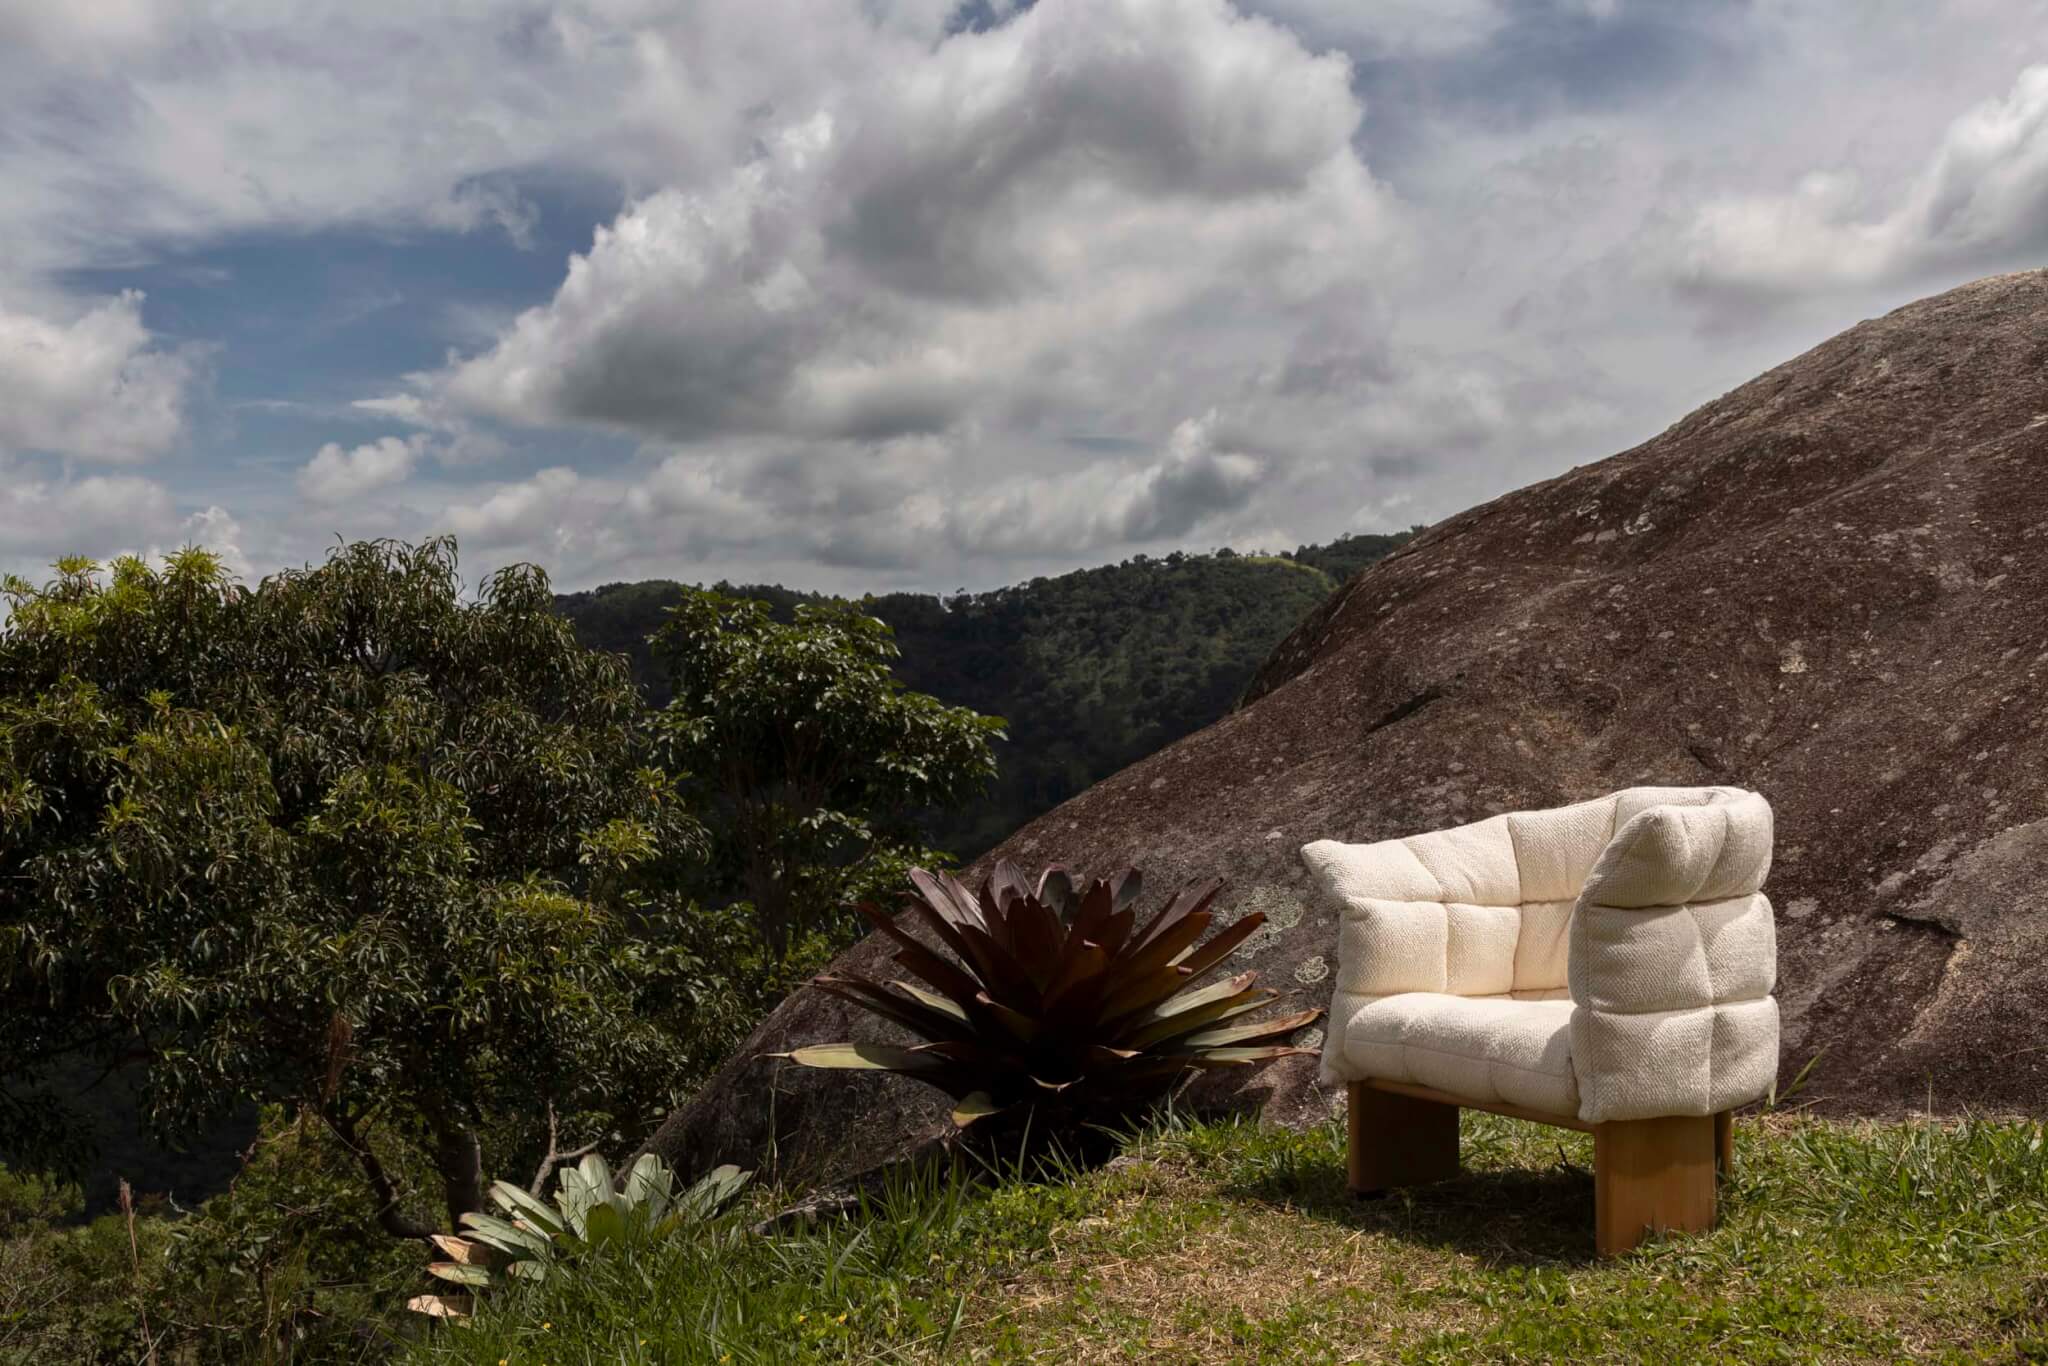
[0,541,706,1237]
[653,590,1004,959]
[557,530,1416,860]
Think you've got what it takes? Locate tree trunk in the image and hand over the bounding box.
[434,1123,486,1229]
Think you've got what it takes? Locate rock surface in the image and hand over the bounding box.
[647,269,2048,1187]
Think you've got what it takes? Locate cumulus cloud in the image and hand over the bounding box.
[298,435,427,503]
[410,0,1403,580]
[0,292,197,462]
[432,410,1268,586]
[348,394,505,465]
[1671,63,2048,303]
[174,506,256,582]
[9,0,2048,592]
[444,467,585,551]
[0,1,936,280]
[438,0,1387,445]
[1251,0,1508,59]
[951,415,1265,556]
[0,459,181,570]
[0,482,258,588]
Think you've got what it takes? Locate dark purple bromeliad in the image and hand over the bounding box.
[778,862,1318,1130]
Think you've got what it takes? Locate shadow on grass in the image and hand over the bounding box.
[1223,1154,1603,1268]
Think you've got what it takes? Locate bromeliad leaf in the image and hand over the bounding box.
[455,1212,549,1259]
[484,1181,566,1239]
[950,1091,1004,1127]
[778,1042,951,1072]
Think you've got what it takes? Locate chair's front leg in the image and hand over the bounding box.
[1347,1082,1460,1197]
[1593,1115,1717,1255]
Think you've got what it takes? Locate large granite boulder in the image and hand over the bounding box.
[646,268,2048,1187]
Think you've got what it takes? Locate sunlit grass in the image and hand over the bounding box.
[401,1108,2048,1364]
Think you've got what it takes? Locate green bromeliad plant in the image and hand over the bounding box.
[415,1153,748,1317]
[780,862,1318,1129]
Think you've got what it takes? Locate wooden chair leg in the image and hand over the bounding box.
[1347,1081,1459,1197]
[1715,1110,1734,1177]
[1594,1115,1716,1256]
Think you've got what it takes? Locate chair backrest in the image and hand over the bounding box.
[1508,785,1761,994]
[1303,785,1757,1001]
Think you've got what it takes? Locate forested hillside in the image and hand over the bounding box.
[557,531,1412,857]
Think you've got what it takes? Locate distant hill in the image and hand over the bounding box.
[555,531,1413,858]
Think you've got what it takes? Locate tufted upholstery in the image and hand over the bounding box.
[1303,787,1779,1125]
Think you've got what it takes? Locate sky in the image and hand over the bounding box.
[3,0,2046,594]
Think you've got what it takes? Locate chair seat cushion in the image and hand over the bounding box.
[1344,994,1579,1117]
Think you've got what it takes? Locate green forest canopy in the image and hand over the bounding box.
[558,530,1414,858]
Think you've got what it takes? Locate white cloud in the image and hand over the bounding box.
[440,0,1387,451]
[414,0,1400,581]
[434,413,1268,585]
[9,0,2048,593]
[1249,0,1508,59]
[298,435,428,503]
[175,506,256,582]
[0,486,258,589]
[0,1,163,62]
[0,1,939,280]
[444,467,584,550]
[1672,63,2048,302]
[0,459,181,572]
[0,292,197,462]
[350,394,507,465]
[949,415,1265,556]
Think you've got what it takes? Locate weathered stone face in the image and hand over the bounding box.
[648,268,2048,1188]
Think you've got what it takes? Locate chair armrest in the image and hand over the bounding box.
[1579,792,1773,909]
[1302,839,1462,994]
[1568,793,1780,1123]
[1303,838,1464,1086]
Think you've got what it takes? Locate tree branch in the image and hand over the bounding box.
[528,1101,602,1195]
[315,1104,437,1242]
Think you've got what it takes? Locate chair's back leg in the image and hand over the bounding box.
[1593,1114,1717,1256]
[1347,1081,1460,1197]
[1715,1110,1734,1177]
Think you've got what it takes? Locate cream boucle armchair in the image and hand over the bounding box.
[1302,786,1779,1255]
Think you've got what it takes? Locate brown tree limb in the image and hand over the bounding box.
[315,1105,437,1242]
[528,1101,602,1195]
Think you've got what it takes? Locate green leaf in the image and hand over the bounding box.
[457,1211,551,1258]
[669,1162,750,1224]
[950,1091,1004,1127]
[1118,984,1270,1050]
[776,1042,950,1073]
[486,1181,567,1238]
[892,979,970,1023]
[1178,1008,1321,1050]
[427,1261,492,1287]
[582,1200,626,1246]
[621,1152,676,1213]
[574,1151,615,1195]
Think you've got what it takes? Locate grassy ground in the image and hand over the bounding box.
[404,1108,2048,1364]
